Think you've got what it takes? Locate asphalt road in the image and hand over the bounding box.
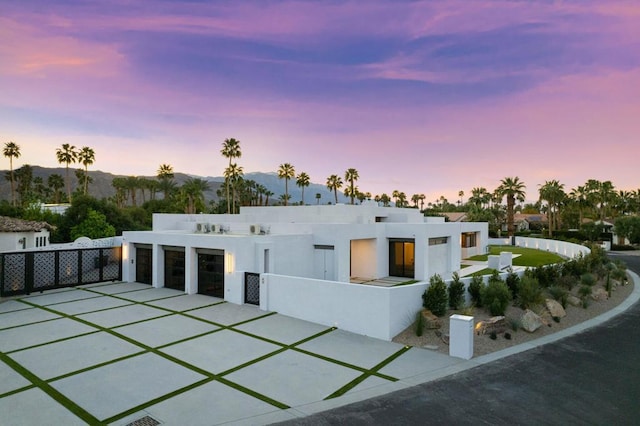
[280,253,640,425]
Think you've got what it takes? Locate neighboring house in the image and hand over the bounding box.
[443,212,468,222]
[0,216,53,252]
[122,203,488,306]
[502,213,548,232]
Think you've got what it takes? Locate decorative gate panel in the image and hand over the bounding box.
[244,272,260,305]
[33,252,56,290]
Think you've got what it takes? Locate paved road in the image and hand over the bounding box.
[280,254,640,425]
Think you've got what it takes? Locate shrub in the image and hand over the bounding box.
[507,316,521,332]
[580,272,596,287]
[468,274,484,307]
[448,272,465,310]
[578,284,592,301]
[517,275,544,310]
[480,272,511,316]
[556,274,578,291]
[530,264,559,288]
[460,303,475,316]
[548,285,568,309]
[505,267,520,299]
[422,274,448,317]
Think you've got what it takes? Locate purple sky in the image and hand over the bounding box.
[2,1,639,204]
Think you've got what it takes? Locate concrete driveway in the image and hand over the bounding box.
[1,282,468,425]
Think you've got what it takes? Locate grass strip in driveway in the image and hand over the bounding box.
[324,345,411,400]
[0,351,102,424]
[14,299,292,421]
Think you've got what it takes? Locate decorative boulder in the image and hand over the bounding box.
[474,316,506,335]
[421,310,442,329]
[545,299,566,319]
[521,309,543,333]
[591,288,609,301]
[567,295,582,307]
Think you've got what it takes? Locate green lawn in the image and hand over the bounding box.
[465,245,563,267]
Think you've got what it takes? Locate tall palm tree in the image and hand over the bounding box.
[277,163,295,206]
[419,194,426,211]
[296,172,310,205]
[380,193,391,207]
[411,194,420,208]
[124,176,141,206]
[77,146,95,195]
[224,163,244,213]
[469,187,490,208]
[458,190,465,207]
[397,192,407,208]
[496,177,526,237]
[156,163,175,200]
[47,174,65,204]
[56,143,78,203]
[326,174,343,204]
[568,185,589,228]
[538,179,565,237]
[344,168,359,205]
[221,138,241,213]
[3,142,21,206]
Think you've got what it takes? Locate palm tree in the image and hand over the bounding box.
[180,178,210,214]
[157,163,175,200]
[277,163,295,206]
[224,163,244,213]
[397,192,407,208]
[419,194,426,211]
[46,174,64,204]
[264,189,274,206]
[124,176,141,206]
[56,143,78,202]
[380,193,391,207]
[569,185,589,228]
[296,172,310,205]
[538,180,565,236]
[458,190,465,207]
[3,142,21,206]
[411,194,420,208]
[469,187,490,208]
[326,174,343,204]
[77,146,95,195]
[221,138,241,213]
[496,177,526,237]
[392,189,400,206]
[344,168,359,205]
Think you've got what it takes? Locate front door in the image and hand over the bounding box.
[164,249,185,291]
[197,252,224,297]
[136,247,152,284]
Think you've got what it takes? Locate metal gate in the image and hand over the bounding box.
[244,272,260,305]
[1,247,122,297]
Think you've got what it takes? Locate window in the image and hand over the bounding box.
[461,232,477,248]
[429,237,448,246]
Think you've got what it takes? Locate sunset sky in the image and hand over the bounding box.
[1,1,639,204]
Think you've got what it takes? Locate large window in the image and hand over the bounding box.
[461,232,477,248]
[389,239,415,278]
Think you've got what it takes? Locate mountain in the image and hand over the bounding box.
[0,166,350,205]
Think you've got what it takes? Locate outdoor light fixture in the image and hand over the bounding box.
[226,253,235,274]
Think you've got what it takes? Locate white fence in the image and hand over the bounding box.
[259,238,590,341]
[488,237,590,258]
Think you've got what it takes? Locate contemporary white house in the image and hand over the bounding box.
[122,203,487,337]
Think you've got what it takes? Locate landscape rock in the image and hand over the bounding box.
[545,299,566,318]
[421,310,442,329]
[521,309,543,333]
[567,295,582,307]
[591,288,609,301]
[475,316,506,335]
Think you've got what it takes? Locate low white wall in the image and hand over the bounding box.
[261,274,429,340]
[514,237,589,258]
[255,237,591,341]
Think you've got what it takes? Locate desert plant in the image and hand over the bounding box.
[517,275,544,309]
[489,331,497,340]
[468,274,484,307]
[578,284,593,301]
[480,272,511,316]
[422,274,448,317]
[505,267,520,299]
[460,303,475,316]
[556,274,578,291]
[507,316,521,332]
[415,310,425,337]
[612,265,628,285]
[448,272,465,309]
[548,285,568,309]
[580,272,596,287]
